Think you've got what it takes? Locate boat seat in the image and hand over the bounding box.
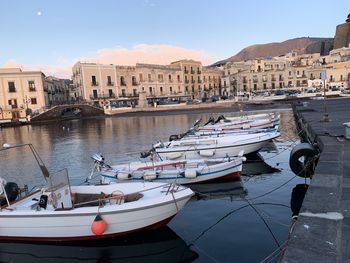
[72,193,105,208]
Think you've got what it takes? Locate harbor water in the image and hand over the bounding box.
[0,109,306,262]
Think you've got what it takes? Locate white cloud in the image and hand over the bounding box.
[80,44,217,66]
[1,44,218,79]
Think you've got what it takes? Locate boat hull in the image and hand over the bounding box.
[101,160,243,185]
[155,134,278,160]
[0,183,193,241]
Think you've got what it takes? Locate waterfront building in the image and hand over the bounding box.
[72,60,222,106]
[0,68,45,121]
[44,76,70,107]
[221,51,350,96]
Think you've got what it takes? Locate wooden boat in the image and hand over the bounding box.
[0,144,193,241]
[90,154,245,185]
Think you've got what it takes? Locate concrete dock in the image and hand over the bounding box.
[283,98,350,262]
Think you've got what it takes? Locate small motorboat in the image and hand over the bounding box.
[0,143,193,241]
[149,130,280,160]
[89,153,246,185]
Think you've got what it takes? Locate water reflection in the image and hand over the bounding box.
[290,184,309,217]
[242,153,281,176]
[0,227,198,263]
[190,180,247,201]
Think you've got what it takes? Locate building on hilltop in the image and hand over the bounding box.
[333,13,350,50]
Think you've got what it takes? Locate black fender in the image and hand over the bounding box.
[289,143,318,178]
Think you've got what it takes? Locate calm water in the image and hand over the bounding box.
[0,110,306,263]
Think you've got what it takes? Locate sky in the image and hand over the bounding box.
[0,0,349,78]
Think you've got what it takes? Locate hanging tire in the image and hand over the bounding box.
[289,143,318,178]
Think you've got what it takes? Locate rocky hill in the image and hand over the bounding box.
[212,37,333,66]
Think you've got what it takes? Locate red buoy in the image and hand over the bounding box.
[91,214,107,235]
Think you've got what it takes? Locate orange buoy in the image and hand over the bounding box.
[91,214,107,235]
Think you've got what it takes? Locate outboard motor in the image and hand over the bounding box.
[214,115,226,124]
[169,134,180,141]
[140,150,152,158]
[0,182,19,206]
[192,118,202,127]
[204,117,215,126]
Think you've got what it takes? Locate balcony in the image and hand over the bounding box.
[197,70,201,74]
[191,70,195,74]
[91,82,99,86]
[90,93,116,100]
[8,88,16,93]
[184,69,189,74]
[185,80,190,84]
[243,79,247,84]
[279,77,284,81]
[29,87,36,92]
[132,81,139,86]
[198,80,202,83]
[120,82,127,86]
[253,79,258,83]
[107,82,114,86]
[191,80,196,83]
[271,77,276,81]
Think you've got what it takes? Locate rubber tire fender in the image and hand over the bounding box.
[289,143,318,178]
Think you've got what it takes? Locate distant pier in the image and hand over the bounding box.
[283,98,350,262]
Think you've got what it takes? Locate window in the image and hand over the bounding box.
[91,76,97,86]
[28,81,36,91]
[160,87,163,94]
[158,74,163,82]
[8,82,16,92]
[107,76,112,86]
[170,86,173,93]
[168,74,172,81]
[263,83,266,89]
[132,76,137,85]
[108,89,113,97]
[177,75,180,82]
[149,87,153,93]
[122,89,126,96]
[254,84,257,90]
[133,89,137,96]
[139,73,143,82]
[93,89,98,98]
[30,98,37,104]
[148,74,152,82]
[120,76,126,86]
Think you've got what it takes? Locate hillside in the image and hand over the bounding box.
[212,37,333,66]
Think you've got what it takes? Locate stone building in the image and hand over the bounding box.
[72,60,222,106]
[0,68,46,121]
[44,76,70,107]
[333,13,350,49]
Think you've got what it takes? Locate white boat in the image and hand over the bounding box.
[188,126,279,138]
[198,114,280,131]
[0,143,193,241]
[90,154,245,185]
[198,118,275,131]
[152,130,280,160]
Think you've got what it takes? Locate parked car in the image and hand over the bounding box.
[274,90,284,96]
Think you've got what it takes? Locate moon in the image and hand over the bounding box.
[37,11,42,16]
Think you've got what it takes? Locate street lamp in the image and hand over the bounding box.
[320,58,330,122]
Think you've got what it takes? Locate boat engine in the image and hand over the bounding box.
[0,181,19,206]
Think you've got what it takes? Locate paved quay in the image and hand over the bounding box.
[283,98,350,262]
